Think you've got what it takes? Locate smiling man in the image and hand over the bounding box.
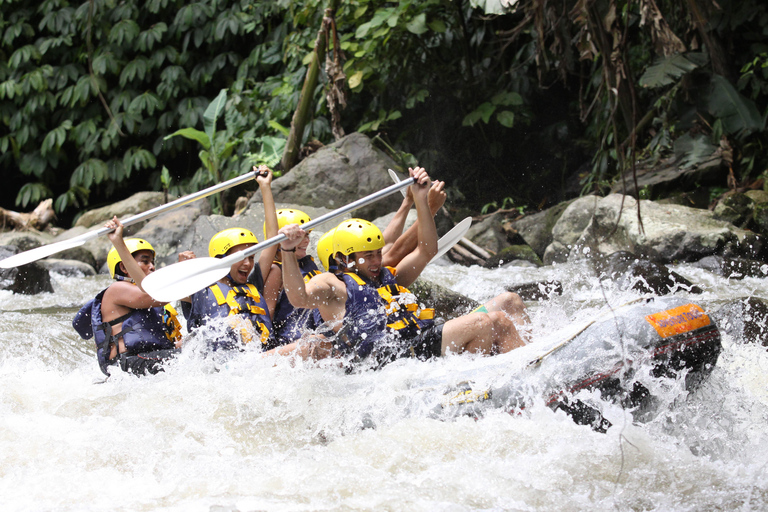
[271,167,528,368]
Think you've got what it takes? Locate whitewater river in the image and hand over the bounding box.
[2,259,768,511]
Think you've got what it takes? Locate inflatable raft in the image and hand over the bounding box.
[406,296,722,431]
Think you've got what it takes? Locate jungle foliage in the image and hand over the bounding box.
[1,0,767,224]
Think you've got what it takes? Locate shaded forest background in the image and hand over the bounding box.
[1,0,767,227]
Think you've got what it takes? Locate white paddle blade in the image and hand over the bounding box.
[430,217,472,264]
[388,169,407,197]
[0,237,89,269]
[141,257,230,302]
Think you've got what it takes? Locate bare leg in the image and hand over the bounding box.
[483,291,530,327]
[440,311,526,356]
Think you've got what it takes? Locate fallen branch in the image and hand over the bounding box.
[0,199,56,231]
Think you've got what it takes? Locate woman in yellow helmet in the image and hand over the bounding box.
[183,166,279,350]
[72,217,182,377]
[262,209,322,346]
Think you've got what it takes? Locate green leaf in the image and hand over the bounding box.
[708,74,764,136]
[406,13,428,35]
[491,91,523,106]
[428,20,447,33]
[496,110,515,127]
[164,127,210,149]
[267,120,290,137]
[203,89,227,147]
[462,103,496,126]
[16,183,51,208]
[348,70,364,89]
[108,20,141,46]
[639,53,705,88]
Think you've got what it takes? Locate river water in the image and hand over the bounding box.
[2,259,768,511]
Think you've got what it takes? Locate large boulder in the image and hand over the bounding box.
[245,133,401,221]
[592,251,702,295]
[691,255,768,279]
[545,194,764,264]
[38,258,96,277]
[165,203,354,268]
[0,246,54,294]
[133,200,212,267]
[74,191,166,233]
[510,200,573,258]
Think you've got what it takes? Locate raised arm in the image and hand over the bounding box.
[256,165,279,281]
[279,224,346,314]
[393,168,438,287]
[382,188,414,253]
[382,180,446,267]
[105,216,166,309]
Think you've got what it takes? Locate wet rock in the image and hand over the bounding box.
[246,132,401,221]
[710,297,768,347]
[542,196,600,264]
[0,231,51,252]
[691,255,768,279]
[509,200,572,258]
[713,192,754,228]
[554,194,765,263]
[409,277,479,321]
[594,251,702,295]
[486,245,542,268]
[37,258,96,277]
[506,281,563,301]
[0,246,54,294]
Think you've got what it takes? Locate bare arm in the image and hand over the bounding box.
[382,180,446,267]
[279,224,346,313]
[263,263,283,318]
[104,217,165,309]
[394,168,438,287]
[382,190,414,253]
[256,165,279,282]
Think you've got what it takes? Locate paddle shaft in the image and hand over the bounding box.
[219,177,417,267]
[0,169,263,269]
[91,170,264,237]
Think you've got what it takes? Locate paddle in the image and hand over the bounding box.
[388,168,472,264]
[388,168,407,197]
[430,217,472,264]
[0,169,266,269]
[141,177,417,302]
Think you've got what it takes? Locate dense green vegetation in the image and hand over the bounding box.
[1,0,766,225]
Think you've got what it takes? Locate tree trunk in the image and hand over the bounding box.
[281,1,340,172]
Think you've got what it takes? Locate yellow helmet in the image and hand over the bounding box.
[316,228,336,271]
[264,208,312,239]
[107,238,155,279]
[208,228,258,258]
[332,218,384,258]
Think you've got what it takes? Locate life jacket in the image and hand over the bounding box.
[345,266,435,338]
[73,288,180,375]
[332,272,389,359]
[188,281,273,347]
[272,256,322,345]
